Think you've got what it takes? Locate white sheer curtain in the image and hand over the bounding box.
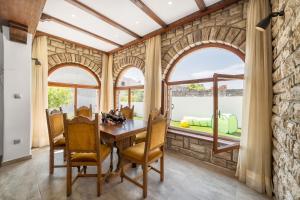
[100,54,114,113]
[144,35,162,119]
[32,36,49,147]
[236,0,272,196]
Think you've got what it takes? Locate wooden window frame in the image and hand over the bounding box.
[114,66,145,110]
[114,85,144,109]
[212,73,243,154]
[164,44,245,153]
[48,64,101,112]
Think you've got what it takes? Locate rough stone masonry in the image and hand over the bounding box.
[271,0,300,199]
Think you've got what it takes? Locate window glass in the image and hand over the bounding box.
[168,47,244,140]
[117,67,144,86]
[169,47,244,82]
[48,86,75,116]
[48,66,98,85]
[131,89,144,118]
[77,88,99,113]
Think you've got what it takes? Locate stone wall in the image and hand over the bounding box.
[112,42,146,82]
[166,131,238,170]
[271,0,300,199]
[47,37,104,80]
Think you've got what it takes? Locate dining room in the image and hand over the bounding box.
[0,0,299,199]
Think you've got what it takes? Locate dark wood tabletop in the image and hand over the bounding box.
[99,119,147,141]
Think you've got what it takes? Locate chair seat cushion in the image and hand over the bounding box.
[135,131,146,143]
[54,137,65,147]
[71,144,111,162]
[121,142,162,162]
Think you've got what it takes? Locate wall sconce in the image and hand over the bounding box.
[32,58,41,66]
[256,10,284,31]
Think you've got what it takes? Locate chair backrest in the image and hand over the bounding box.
[63,113,99,154]
[144,111,168,157]
[75,104,92,118]
[120,105,134,120]
[46,107,64,142]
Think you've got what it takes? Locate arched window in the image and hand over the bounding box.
[48,65,100,115]
[167,47,244,142]
[115,67,144,119]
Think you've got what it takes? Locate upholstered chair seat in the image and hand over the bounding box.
[53,137,66,147]
[71,144,111,163]
[122,142,162,163]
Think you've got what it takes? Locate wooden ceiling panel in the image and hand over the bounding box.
[0,0,46,34]
[129,0,167,27]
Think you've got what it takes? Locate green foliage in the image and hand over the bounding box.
[131,90,144,102]
[187,83,205,91]
[48,87,72,109]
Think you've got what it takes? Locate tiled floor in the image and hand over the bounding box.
[0,147,271,200]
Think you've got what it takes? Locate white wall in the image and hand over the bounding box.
[1,26,32,162]
[0,27,4,162]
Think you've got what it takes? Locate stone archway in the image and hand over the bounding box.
[161,26,246,79]
[113,56,145,82]
[48,53,102,81]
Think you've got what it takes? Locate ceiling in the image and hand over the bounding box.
[36,0,226,52]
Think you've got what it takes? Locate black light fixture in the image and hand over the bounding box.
[256,10,284,31]
[32,58,41,66]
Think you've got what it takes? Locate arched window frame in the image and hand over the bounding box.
[114,66,144,110]
[165,44,245,153]
[48,63,101,112]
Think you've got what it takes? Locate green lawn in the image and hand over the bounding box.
[133,116,143,120]
[170,121,241,140]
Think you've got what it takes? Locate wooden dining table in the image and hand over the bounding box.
[99,119,147,177]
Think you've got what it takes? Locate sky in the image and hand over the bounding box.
[171,47,245,89]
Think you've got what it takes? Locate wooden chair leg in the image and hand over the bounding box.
[120,159,124,183]
[143,163,148,198]
[63,148,66,161]
[49,148,54,174]
[83,166,87,174]
[97,163,102,197]
[67,163,72,196]
[160,156,164,182]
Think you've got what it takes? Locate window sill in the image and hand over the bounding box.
[167,127,239,145]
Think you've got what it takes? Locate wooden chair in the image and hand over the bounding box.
[135,109,161,144]
[75,104,92,118]
[120,111,168,198]
[63,113,111,197]
[46,107,66,174]
[120,105,134,119]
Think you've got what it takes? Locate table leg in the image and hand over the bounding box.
[115,136,135,172]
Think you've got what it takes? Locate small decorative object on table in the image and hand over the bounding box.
[101,109,126,125]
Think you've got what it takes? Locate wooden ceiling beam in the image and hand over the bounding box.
[129,0,167,27]
[195,0,207,11]
[65,0,141,39]
[109,0,241,54]
[0,0,46,36]
[41,13,121,47]
[35,30,107,54]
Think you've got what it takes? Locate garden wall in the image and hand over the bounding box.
[271,0,300,199]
